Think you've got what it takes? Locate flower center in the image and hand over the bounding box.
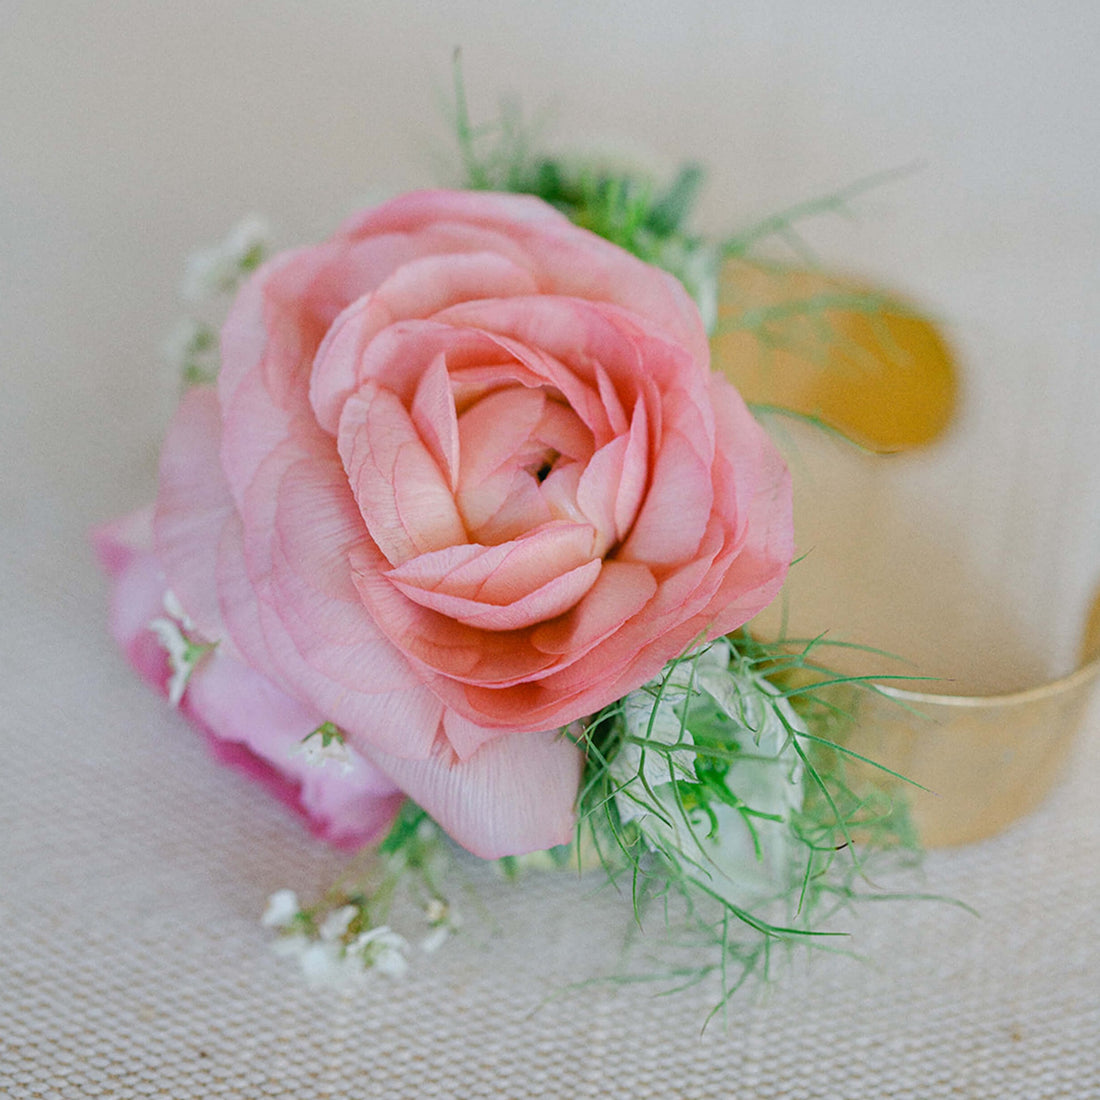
[530,451,560,484]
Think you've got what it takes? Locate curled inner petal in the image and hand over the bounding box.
[339,383,467,565]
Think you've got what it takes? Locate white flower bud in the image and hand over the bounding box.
[261,889,301,929]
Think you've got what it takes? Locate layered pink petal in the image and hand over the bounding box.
[153,387,234,640]
[410,352,461,492]
[339,383,467,564]
[220,502,444,761]
[337,189,574,240]
[368,726,583,858]
[186,654,404,847]
[385,521,597,604]
[615,397,649,543]
[456,386,548,491]
[92,506,154,580]
[441,708,506,761]
[310,250,540,434]
[338,190,708,366]
[390,557,602,631]
[456,465,553,544]
[530,560,657,658]
[574,435,629,555]
[94,517,173,690]
[94,510,405,848]
[349,540,562,688]
[619,426,713,565]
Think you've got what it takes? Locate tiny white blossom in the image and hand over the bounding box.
[294,732,355,775]
[182,249,235,304]
[182,214,271,303]
[372,943,410,979]
[261,889,301,929]
[148,595,214,707]
[223,214,272,265]
[270,932,311,959]
[419,898,460,954]
[148,617,193,706]
[298,941,345,986]
[351,926,409,979]
[420,925,451,955]
[161,318,209,374]
[318,905,357,942]
[424,897,449,925]
[148,616,189,667]
[162,589,195,632]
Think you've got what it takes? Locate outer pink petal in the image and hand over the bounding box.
[339,190,708,368]
[217,246,313,412]
[93,521,172,691]
[337,189,574,240]
[221,239,376,429]
[153,386,234,641]
[185,654,404,847]
[368,726,583,858]
[440,708,507,760]
[92,505,154,578]
[219,508,444,762]
[220,362,298,509]
[263,458,445,758]
[670,390,793,636]
[92,514,404,848]
[220,231,449,495]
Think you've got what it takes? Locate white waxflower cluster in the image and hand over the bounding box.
[262,890,411,986]
[148,590,215,706]
[182,214,272,304]
[293,724,355,775]
[161,317,218,383]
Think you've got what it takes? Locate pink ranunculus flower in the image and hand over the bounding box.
[101,189,792,860]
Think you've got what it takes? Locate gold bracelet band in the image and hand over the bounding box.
[715,260,1100,846]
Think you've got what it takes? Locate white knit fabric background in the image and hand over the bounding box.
[3,4,1099,1096]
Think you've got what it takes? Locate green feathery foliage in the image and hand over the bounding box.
[565,631,933,1014]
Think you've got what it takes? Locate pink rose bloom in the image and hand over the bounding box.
[99,190,792,859]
